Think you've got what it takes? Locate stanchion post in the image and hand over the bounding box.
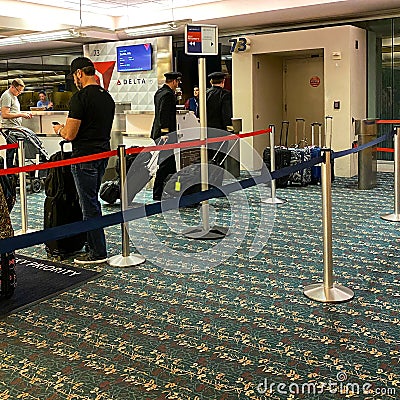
[108,144,146,267]
[183,57,227,240]
[304,148,354,303]
[318,123,322,147]
[381,126,400,221]
[15,139,35,235]
[262,125,286,205]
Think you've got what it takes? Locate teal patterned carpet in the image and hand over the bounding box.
[0,172,398,399]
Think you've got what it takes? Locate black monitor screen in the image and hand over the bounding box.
[117,43,152,72]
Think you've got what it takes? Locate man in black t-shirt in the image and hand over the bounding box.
[53,57,115,264]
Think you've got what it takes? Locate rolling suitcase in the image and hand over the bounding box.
[100,141,162,205]
[163,139,238,199]
[288,118,312,186]
[43,141,86,259]
[263,121,291,188]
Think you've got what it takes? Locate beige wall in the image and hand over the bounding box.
[232,25,366,177]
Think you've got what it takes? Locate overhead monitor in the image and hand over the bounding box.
[117,43,152,72]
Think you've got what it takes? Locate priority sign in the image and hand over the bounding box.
[185,24,218,56]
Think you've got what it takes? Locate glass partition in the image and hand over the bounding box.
[355,18,400,161]
[0,52,80,111]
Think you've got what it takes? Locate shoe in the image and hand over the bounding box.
[74,253,108,265]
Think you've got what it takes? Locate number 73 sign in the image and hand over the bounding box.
[229,37,251,53]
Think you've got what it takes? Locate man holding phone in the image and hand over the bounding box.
[53,57,115,265]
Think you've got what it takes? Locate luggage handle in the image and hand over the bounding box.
[147,136,169,170]
[280,121,289,148]
[295,118,306,144]
[213,138,239,166]
[59,140,71,159]
[310,122,321,147]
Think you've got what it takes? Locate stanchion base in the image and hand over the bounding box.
[183,225,228,240]
[303,283,354,303]
[262,197,286,205]
[108,254,146,268]
[15,228,37,236]
[380,213,400,222]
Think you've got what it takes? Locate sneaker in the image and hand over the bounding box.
[74,253,108,265]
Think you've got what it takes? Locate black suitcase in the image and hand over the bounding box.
[263,121,291,188]
[163,139,234,199]
[43,142,86,259]
[100,145,158,205]
[287,119,312,186]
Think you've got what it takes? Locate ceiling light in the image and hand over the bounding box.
[0,29,84,47]
[124,20,191,37]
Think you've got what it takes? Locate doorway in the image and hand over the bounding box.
[283,52,324,146]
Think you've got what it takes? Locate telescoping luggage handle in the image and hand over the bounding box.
[280,121,289,148]
[295,118,306,145]
[209,137,240,167]
[311,122,322,147]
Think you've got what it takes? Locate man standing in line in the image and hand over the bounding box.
[206,71,233,169]
[53,57,115,264]
[150,71,182,201]
[0,78,33,167]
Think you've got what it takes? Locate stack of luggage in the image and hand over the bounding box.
[263,117,335,188]
[262,121,292,188]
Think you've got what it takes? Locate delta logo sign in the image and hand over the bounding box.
[93,61,116,91]
[93,60,151,89]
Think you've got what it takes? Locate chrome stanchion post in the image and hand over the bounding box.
[263,125,286,205]
[109,145,146,267]
[304,149,354,303]
[318,123,322,147]
[15,139,35,235]
[381,126,400,221]
[183,57,227,240]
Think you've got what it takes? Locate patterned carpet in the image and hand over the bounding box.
[0,172,398,399]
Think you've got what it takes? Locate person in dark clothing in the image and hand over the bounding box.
[206,71,233,168]
[53,56,115,265]
[151,71,182,201]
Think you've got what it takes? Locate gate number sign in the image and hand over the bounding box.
[185,24,218,56]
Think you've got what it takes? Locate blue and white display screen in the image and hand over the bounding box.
[116,43,152,72]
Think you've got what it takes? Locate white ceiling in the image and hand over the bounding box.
[0,0,399,55]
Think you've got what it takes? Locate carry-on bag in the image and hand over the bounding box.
[263,121,291,188]
[100,139,164,205]
[100,179,120,204]
[44,141,86,259]
[288,118,312,186]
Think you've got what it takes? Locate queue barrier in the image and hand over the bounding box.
[0,124,396,305]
